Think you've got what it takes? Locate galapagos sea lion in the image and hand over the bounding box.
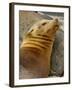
[20,18,59,78]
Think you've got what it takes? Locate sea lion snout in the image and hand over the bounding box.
[44,18,59,36]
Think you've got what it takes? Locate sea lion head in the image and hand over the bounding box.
[27,18,59,38]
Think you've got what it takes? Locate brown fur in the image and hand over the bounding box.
[20,18,59,78]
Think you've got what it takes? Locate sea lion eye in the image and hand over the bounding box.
[30,29,34,33]
[42,22,47,25]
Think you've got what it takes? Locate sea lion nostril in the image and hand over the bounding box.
[54,18,59,23]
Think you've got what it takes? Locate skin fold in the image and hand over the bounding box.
[20,18,60,78]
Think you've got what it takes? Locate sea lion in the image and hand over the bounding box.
[20,18,59,78]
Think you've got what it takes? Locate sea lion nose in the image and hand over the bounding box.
[55,18,58,22]
[53,18,59,26]
[53,18,59,29]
